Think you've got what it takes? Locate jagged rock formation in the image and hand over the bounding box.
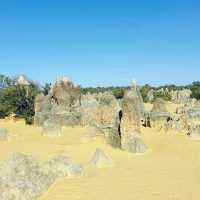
[0,128,8,140]
[34,78,148,151]
[120,86,147,153]
[50,77,81,107]
[170,89,192,104]
[80,92,120,127]
[164,115,187,133]
[132,82,145,115]
[34,94,52,126]
[80,93,99,126]
[80,92,121,148]
[164,101,200,134]
[34,78,81,135]
[0,153,83,200]
[150,98,171,129]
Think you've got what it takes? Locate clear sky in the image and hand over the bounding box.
[0,0,200,87]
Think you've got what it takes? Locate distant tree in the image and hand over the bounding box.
[112,87,125,99]
[140,84,152,102]
[42,83,51,95]
[188,82,200,99]
[153,91,171,101]
[0,74,15,89]
[0,82,40,124]
[81,86,127,99]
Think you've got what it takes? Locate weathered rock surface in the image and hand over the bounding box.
[150,98,171,129]
[120,85,147,153]
[34,78,81,133]
[170,89,192,104]
[163,115,187,133]
[80,92,120,127]
[80,92,121,148]
[0,153,54,200]
[80,93,99,126]
[50,77,81,107]
[0,153,83,200]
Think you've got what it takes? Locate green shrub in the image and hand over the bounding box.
[153,91,171,101]
[42,83,51,96]
[188,82,200,99]
[140,84,152,102]
[0,84,40,124]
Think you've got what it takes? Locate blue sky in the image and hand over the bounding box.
[0,0,200,87]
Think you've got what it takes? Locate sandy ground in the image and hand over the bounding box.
[0,103,200,200]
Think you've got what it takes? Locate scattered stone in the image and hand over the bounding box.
[90,148,113,167]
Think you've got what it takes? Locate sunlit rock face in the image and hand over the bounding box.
[80,92,121,148]
[120,86,147,153]
[50,78,81,107]
[80,92,120,127]
[149,98,171,129]
[34,78,81,135]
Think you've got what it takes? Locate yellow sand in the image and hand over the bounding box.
[0,107,200,200]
